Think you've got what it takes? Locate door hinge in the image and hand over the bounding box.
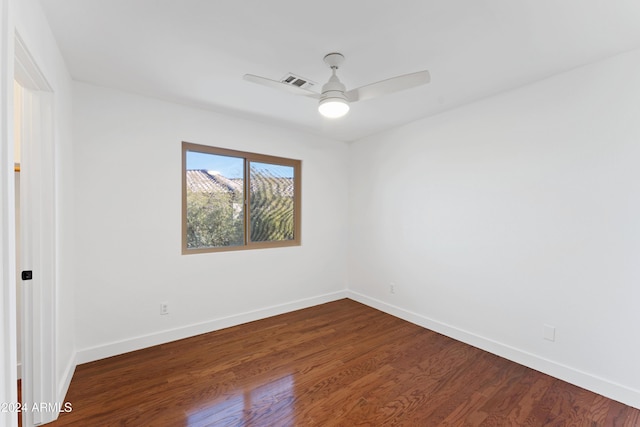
[21,270,33,281]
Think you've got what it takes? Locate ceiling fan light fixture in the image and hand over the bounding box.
[318,96,349,118]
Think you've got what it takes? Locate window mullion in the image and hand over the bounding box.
[244,158,250,246]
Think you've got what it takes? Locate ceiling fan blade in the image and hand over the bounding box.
[243,74,320,99]
[345,70,430,102]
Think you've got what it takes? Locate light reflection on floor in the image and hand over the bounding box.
[187,374,295,426]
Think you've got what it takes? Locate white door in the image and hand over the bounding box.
[15,35,57,427]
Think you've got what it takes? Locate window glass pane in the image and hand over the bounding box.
[249,161,295,242]
[185,151,244,248]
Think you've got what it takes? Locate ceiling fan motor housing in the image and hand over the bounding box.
[321,73,348,102]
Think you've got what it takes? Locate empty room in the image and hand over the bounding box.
[1,0,640,426]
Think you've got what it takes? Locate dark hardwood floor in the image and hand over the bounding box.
[45,299,639,426]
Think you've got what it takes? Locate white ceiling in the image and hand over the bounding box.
[39,0,640,142]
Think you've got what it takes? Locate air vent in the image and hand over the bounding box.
[280,73,317,90]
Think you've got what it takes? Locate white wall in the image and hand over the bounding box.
[73,82,349,362]
[348,49,640,408]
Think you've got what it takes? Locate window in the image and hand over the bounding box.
[182,142,301,253]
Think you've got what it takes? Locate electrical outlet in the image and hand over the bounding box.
[389,283,396,294]
[160,303,169,315]
[543,324,555,341]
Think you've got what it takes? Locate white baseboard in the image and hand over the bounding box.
[348,290,640,410]
[76,291,348,365]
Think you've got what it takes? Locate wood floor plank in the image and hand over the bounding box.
[605,400,633,427]
[44,299,640,426]
[503,374,556,426]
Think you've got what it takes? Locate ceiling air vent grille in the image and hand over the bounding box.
[280,73,317,90]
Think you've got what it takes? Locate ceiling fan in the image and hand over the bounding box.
[244,52,430,119]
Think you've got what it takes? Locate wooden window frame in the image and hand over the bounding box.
[182,141,301,254]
